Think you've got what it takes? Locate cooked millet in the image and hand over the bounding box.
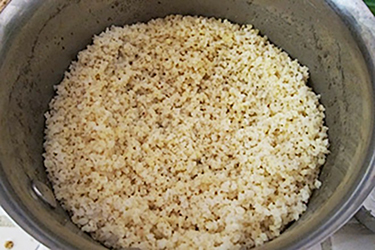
[43,15,329,250]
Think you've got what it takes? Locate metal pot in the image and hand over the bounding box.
[0,0,375,249]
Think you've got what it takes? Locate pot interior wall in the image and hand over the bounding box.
[0,0,373,249]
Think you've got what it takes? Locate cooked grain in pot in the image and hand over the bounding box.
[43,15,329,250]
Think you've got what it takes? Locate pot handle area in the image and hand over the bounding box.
[355,188,375,233]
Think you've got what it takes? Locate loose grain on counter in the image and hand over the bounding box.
[43,15,329,250]
[0,0,10,12]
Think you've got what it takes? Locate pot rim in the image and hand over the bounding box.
[0,1,375,250]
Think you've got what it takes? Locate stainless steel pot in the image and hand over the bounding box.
[0,0,375,249]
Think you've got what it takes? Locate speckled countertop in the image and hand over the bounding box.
[0,1,375,250]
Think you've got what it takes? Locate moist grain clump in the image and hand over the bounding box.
[44,15,329,250]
